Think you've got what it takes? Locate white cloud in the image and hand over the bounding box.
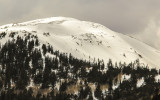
[132,18,160,50]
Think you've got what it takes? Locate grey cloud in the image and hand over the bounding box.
[133,18,160,50]
[0,0,160,49]
[0,0,160,33]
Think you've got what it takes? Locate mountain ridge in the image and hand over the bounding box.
[0,17,160,68]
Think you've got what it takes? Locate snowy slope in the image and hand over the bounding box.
[0,17,160,68]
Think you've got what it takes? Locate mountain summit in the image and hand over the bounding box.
[0,17,160,68]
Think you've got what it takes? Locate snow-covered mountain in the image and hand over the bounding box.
[0,17,160,68]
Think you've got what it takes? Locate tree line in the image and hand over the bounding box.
[0,32,160,100]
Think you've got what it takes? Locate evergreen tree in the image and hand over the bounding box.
[59,81,67,92]
[94,83,102,99]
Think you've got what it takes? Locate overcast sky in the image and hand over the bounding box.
[0,0,160,49]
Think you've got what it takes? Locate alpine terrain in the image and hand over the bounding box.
[0,17,160,68]
[0,17,160,100]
